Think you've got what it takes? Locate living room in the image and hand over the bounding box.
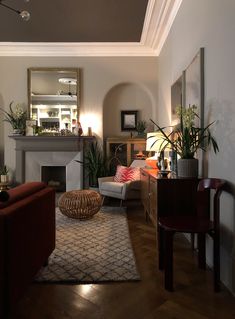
[0,0,235,318]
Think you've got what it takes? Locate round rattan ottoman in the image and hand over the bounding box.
[58,190,102,220]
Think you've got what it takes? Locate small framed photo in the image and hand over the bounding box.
[26,119,37,136]
[121,110,138,131]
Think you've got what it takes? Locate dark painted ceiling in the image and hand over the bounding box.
[0,0,148,42]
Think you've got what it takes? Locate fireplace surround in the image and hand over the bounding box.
[10,136,94,190]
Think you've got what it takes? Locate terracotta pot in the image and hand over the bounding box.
[177,158,198,178]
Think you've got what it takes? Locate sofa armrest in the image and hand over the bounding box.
[2,187,55,312]
[0,182,46,209]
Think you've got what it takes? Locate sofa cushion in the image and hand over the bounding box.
[0,182,46,209]
[114,165,140,183]
[100,181,124,194]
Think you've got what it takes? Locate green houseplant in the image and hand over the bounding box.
[0,165,9,184]
[75,141,107,188]
[0,102,27,135]
[150,105,219,177]
[136,120,147,136]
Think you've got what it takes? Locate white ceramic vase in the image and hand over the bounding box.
[12,129,22,135]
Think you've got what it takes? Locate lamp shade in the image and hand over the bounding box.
[146,132,170,152]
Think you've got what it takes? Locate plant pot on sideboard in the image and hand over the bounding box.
[177,158,198,178]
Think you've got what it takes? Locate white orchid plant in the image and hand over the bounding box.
[1,102,27,132]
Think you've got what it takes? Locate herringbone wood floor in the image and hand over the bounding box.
[11,201,235,319]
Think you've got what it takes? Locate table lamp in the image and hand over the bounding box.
[146,132,170,172]
[134,143,146,159]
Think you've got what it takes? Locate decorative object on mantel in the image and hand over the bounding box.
[87,126,92,136]
[0,0,30,21]
[0,165,9,190]
[25,119,37,136]
[0,102,27,135]
[35,207,140,283]
[77,121,83,136]
[150,105,219,178]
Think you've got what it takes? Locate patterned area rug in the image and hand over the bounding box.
[35,206,140,283]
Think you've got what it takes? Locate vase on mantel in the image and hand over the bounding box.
[12,129,22,136]
[177,158,198,178]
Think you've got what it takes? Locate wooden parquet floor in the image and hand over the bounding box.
[11,201,235,319]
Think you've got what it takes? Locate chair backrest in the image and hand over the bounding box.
[197,178,227,227]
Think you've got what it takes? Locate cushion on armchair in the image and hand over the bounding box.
[99,181,124,194]
[114,165,140,183]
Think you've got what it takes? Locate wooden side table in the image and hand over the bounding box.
[140,168,200,226]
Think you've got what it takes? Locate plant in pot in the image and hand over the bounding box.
[150,105,219,178]
[75,141,107,189]
[0,165,9,184]
[0,102,27,135]
[136,120,147,136]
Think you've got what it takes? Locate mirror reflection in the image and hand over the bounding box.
[28,68,80,135]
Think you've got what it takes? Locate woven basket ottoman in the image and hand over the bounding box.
[58,190,102,220]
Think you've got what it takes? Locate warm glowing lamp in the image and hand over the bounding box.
[146,132,170,171]
[134,143,146,159]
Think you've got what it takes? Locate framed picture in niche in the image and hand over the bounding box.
[121,110,138,131]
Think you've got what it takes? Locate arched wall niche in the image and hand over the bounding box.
[103,82,155,139]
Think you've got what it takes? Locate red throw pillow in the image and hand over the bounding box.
[114,165,140,183]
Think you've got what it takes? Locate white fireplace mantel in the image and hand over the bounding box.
[10,135,94,188]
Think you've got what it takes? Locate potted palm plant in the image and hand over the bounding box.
[136,120,147,136]
[75,141,107,189]
[150,105,219,177]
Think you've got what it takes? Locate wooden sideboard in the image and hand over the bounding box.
[106,136,147,174]
[140,168,201,226]
[106,137,147,164]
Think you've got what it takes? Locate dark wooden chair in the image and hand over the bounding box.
[158,178,227,292]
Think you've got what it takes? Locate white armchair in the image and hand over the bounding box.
[98,160,146,206]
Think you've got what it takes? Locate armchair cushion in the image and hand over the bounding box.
[114,165,140,183]
[100,181,124,194]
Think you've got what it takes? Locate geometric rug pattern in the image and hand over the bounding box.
[35,206,140,283]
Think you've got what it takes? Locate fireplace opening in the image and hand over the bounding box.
[41,166,66,192]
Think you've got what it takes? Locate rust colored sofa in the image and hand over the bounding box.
[0,182,55,318]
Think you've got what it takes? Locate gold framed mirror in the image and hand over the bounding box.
[28,67,80,134]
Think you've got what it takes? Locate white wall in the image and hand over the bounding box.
[0,57,158,175]
[103,83,154,138]
[158,0,235,293]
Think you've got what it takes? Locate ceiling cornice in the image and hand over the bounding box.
[0,42,156,57]
[141,0,183,55]
[0,0,182,57]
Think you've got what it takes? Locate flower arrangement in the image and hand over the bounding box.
[150,105,219,159]
[1,102,27,134]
